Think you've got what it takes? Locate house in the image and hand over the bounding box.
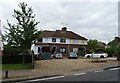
[31,27,88,57]
[0,29,3,56]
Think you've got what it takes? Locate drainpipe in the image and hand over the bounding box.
[68,39,70,55]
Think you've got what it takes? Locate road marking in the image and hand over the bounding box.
[94,70,103,72]
[74,73,86,76]
[109,68,120,71]
[21,76,65,82]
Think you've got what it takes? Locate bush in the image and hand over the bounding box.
[3,45,22,56]
[104,47,115,57]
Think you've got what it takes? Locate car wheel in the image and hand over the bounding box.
[87,56,90,58]
[100,56,104,58]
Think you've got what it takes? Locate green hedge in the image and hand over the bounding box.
[2,55,32,64]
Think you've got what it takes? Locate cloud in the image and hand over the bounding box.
[0,0,118,44]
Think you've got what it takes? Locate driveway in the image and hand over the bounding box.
[34,58,118,75]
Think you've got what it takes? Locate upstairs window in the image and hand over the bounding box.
[73,39,78,43]
[38,38,42,42]
[52,38,56,42]
[60,38,66,43]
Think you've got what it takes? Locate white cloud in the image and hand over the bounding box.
[0,0,118,44]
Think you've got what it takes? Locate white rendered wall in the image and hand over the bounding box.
[31,44,40,55]
[42,37,87,45]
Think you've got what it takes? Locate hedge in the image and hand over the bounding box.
[2,55,32,64]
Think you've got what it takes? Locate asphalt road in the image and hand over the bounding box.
[18,67,120,83]
[47,68,119,81]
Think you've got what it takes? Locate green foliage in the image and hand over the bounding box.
[77,47,86,56]
[87,39,98,50]
[3,2,40,52]
[3,45,21,56]
[104,47,115,57]
[87,39,102,53]
[115,45,120,55]
[105,38,120,57]
[107,39,118,46]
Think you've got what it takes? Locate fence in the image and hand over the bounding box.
[2,55,32,64]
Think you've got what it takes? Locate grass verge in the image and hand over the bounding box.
[2,64,32,70]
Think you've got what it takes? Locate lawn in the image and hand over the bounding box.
[2,64,32,70]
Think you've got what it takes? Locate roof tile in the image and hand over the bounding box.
[39,29,87,40]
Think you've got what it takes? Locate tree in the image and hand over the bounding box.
[3,2,40,54]
[104,47,115,57]
[116,44,120,54]
[105,37,120,57]
[87,39,99,53]
[87,39,106,53]
[3,45,21,56]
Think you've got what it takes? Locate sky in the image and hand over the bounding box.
[0,0,119,44]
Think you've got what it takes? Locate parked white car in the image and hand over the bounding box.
[85,54,92,58]
[51,53,63,59]
[85,52,108,58]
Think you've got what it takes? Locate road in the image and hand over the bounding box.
[18,67,120,83]
[47,68,119,81]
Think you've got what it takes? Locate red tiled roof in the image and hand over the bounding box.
[39,28,87,40]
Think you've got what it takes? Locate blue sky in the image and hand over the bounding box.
[0,0,119,43]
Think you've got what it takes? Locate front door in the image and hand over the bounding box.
[51,46,57,54]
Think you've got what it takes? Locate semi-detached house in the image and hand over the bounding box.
[31,27,88,57]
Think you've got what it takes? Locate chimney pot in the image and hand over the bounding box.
[62,27,67,31]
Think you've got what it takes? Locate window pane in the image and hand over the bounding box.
[60,48,66,53]
[52,38,56,42]
[73,48,78,52]
[73,39,78,43]
[60,38,66,43]
[38,38,42,42]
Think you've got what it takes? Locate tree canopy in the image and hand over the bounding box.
[87,39,99,53]
[3,2,40,53]
[87,39,106,53]
[105,37,120,56]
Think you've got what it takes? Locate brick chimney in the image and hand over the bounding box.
[115,37,119,40]
[62,27,67,31]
